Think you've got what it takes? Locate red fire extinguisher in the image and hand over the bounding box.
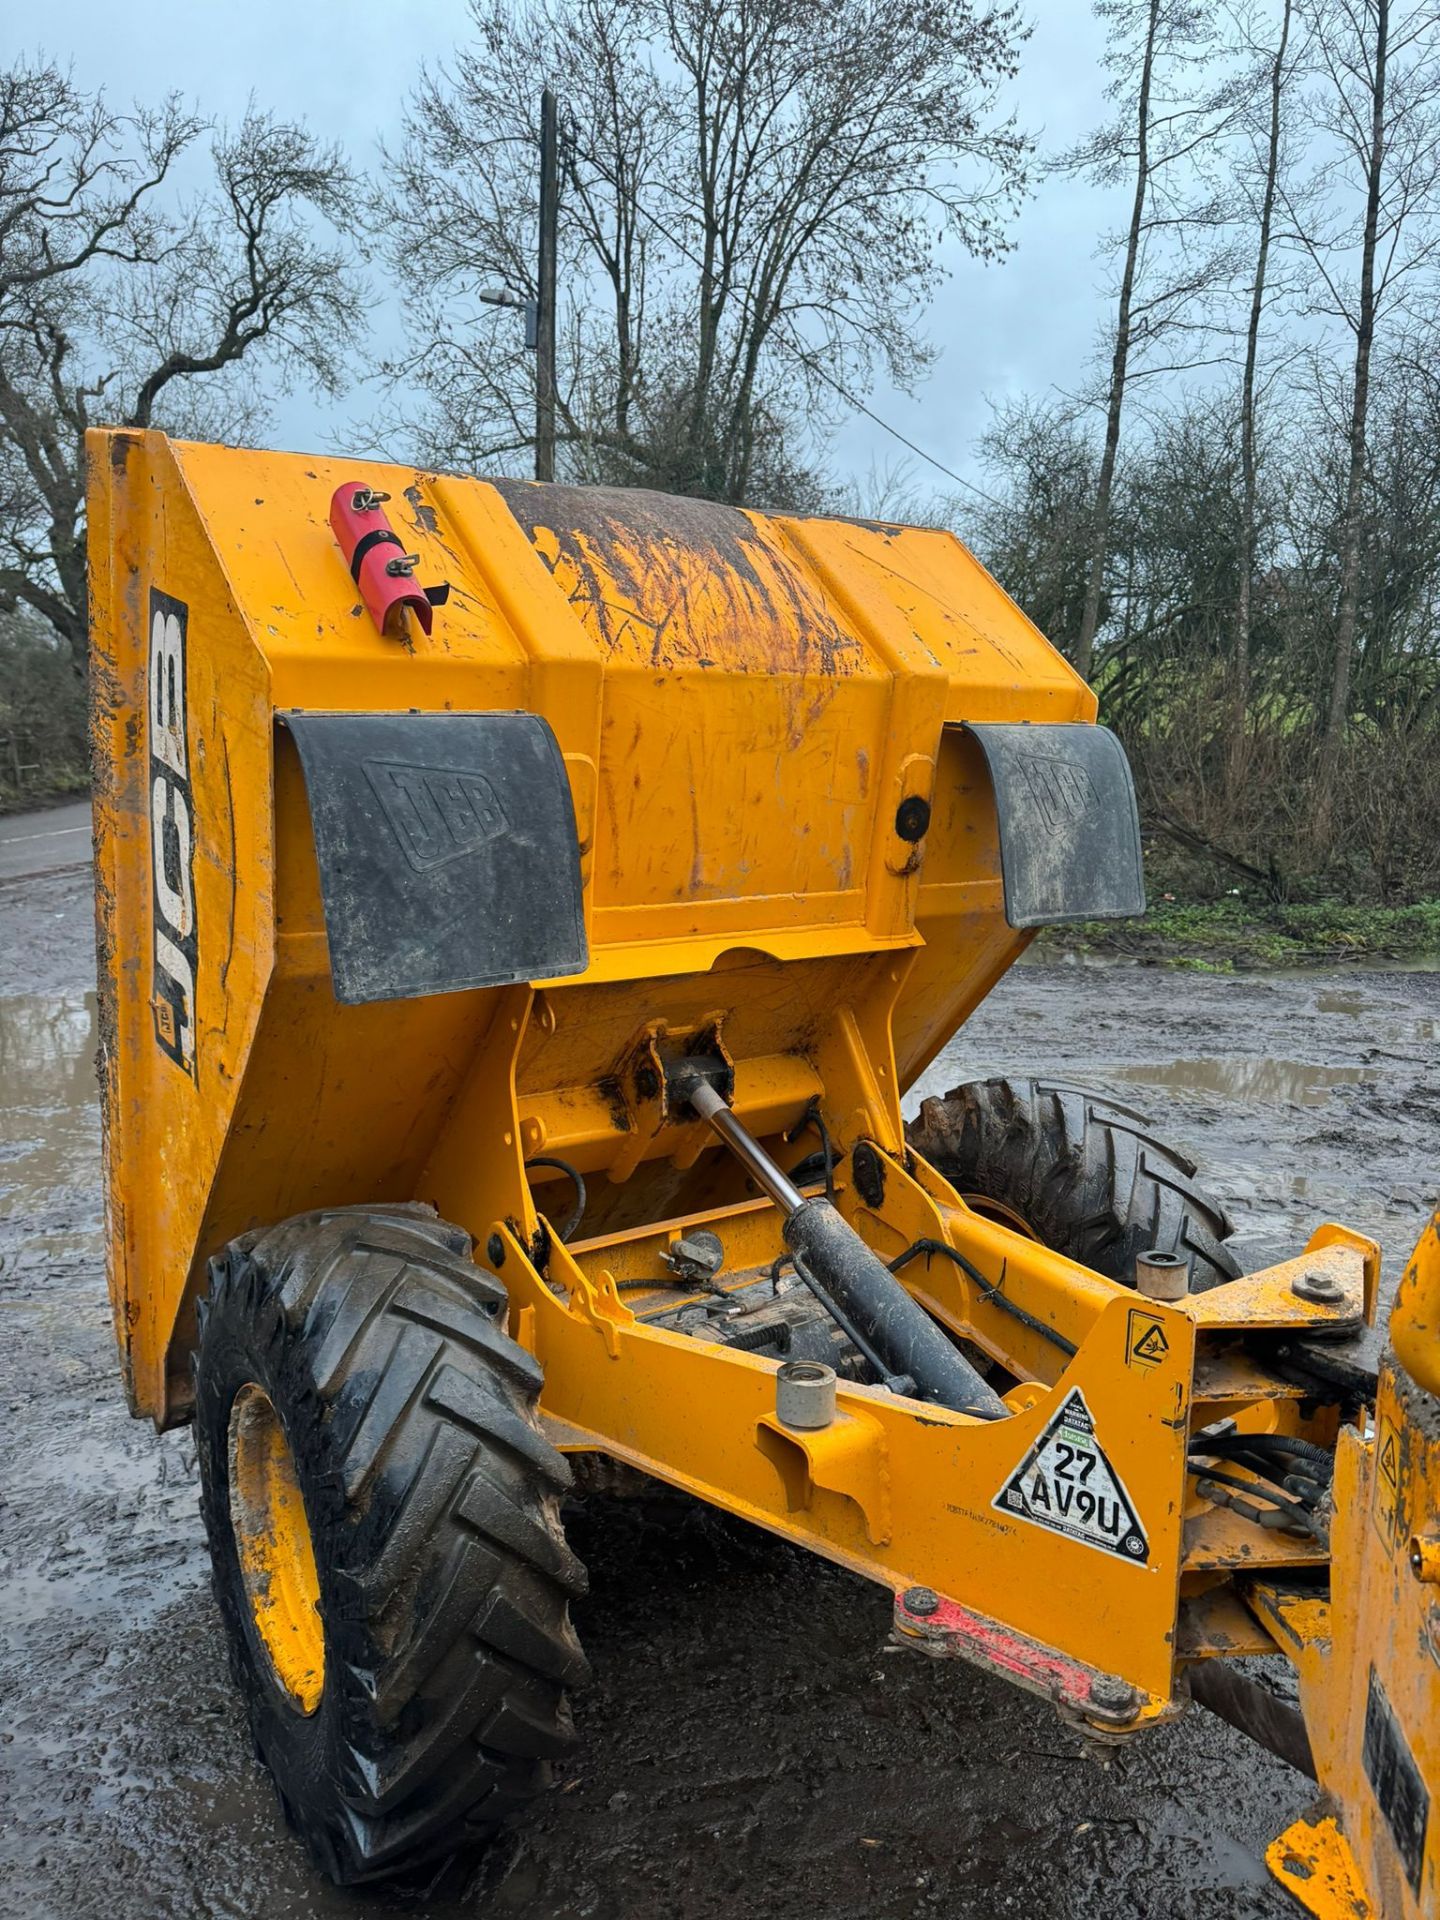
[329,484,450,639]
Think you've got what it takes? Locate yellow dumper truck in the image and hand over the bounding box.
[88,431,1438,1913]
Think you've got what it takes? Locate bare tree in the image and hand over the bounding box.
[1285,0,1440,768]
[974,395,1101,648]
[0,59,364,672]
[1064,0,1241,679]
[0,63,194,303]
[382,0,1032,502]
[1228,0,1301,777]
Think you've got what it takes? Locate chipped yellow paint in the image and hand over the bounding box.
[86,435,1088,1424]
[228,1383,324,1714]
[1393,1211,1440,1399]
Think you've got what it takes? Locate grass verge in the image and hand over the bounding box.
[1034,898,1440,970]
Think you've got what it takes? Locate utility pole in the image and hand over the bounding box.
[535,87,559,483]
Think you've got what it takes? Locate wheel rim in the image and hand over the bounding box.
[962,1193,1040,1240]
[228,1383,325,1714]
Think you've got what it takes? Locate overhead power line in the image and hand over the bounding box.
[791,349,1005,511]
[601,174,1005,514]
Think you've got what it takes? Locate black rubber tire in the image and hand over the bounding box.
[193,1202,588,1887]
[906,1077,1242,1292]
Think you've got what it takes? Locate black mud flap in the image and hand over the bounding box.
[962,722,1145,927]
[282,711,588,1004]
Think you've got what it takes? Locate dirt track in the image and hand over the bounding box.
[2,848,1437,1920]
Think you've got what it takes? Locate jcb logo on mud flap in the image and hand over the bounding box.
[363,758,510,872]
[1017,755,1100,834]
[148,590,198,1079]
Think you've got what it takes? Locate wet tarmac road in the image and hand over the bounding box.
[2,829,1437,1920]
[0,799,91,885]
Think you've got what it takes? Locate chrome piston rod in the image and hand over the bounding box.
[684,1077,806,1215]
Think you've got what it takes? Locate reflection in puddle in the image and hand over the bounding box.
[1315,990,1439,1041]
[0,992,99,1212]
[0,991,97,1103]
[1316,991,1366,1015]
[1112,1056,1378,1106]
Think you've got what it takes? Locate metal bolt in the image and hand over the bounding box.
[350,487,390,512]
[1292,1269,1344,1305]
[486,1232,506,1268]
[903,1585,941,1617]
[1088,1673,1140,1715]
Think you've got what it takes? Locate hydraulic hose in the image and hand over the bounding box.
[524,1155,588,1242]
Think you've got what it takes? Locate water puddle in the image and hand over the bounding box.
[1315,990,1367,1015]
[1111,1056,1379,1106]
[0,989,96,1102]
[1314,988,1439,1043]
[0,990,99,1215]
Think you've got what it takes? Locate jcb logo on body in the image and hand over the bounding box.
[149,589,198,1079]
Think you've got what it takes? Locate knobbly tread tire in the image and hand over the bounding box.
[193,1201,588,1887]
[906,1077,1242,1292]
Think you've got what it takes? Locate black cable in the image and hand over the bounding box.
[1188,1434,1333,1508]
[1282,1472,1328,1504]
[523,1156,587,1243]
[1199,1433,1333,1475]
[785,1108,836,1202]
[887,1239,1077,1359]
[811,1113,836,1203]
[1189,1457,1318,1512]
[785,1153,829,1188]
[634,1298,705,1321]
[1194,1453,1328,1497]
[765,1230,940,1395]
[662,1240,909,1392]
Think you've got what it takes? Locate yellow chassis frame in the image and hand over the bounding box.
[422,975,1366,1716]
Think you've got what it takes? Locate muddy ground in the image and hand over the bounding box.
[2,844,1437,1920]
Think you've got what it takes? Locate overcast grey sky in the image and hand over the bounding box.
[30,0,1118,504]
